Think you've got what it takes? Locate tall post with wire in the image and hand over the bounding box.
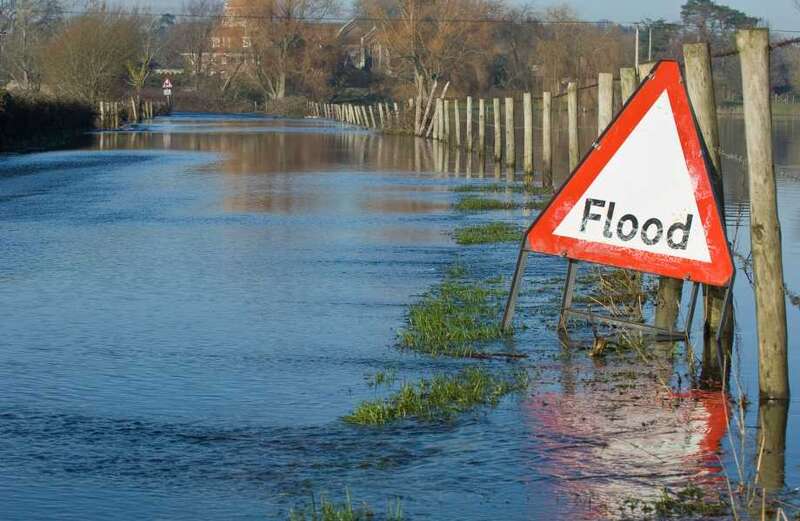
[737,28,789,401]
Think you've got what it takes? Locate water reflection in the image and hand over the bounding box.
[525,386,728,518]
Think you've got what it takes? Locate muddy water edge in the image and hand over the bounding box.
[0,113,797,520]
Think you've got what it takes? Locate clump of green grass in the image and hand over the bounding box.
[289,490,403,521]
[399,278,511,357]
[343,367,528,425]
[454,222,522,245]
[366,369,397,388]
[653,484,728,517]
[454,196,519,211]
[618,484,727,519]
[452,183,553,195]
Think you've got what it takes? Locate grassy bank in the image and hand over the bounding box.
[0,91,94,152]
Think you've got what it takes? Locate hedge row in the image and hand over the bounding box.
[0,91,95,151]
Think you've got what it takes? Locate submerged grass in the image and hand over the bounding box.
[452,183,553,195]
[344,366,528,425]
[454,196,519,211]
[453,222,522,245]
[289,490,403,521]
[619,484,728,519]
[454,196,551,212]
[398,276,512,357]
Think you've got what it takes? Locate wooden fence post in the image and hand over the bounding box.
[620,67,637,103]
[737,28,789,401]
[638,62,656,81]
[505,97,515,170]
[683,42,735,384]
[435,99,444,141]
[466,96,473,152]
[598,72,613,136]
[567,82,579,171]
[478,99,486,157]
[542,91,553,189]
[493,98,502,163]
[454,99,461,147]
[368,106,377,128]
[523,92,533,176]
[444,100,451,144]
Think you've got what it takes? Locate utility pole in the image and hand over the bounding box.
[648,27,653,61]
[635,25,640,70]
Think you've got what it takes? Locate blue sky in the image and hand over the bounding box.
[127,0,800,31]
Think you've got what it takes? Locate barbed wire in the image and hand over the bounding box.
[712,35,800,58]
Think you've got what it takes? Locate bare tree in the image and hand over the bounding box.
[246,0,340,101]
[361,0,498,132]
[126,17,164,120]
[0,0,62,91]
[172,0,222,90]
[41,5,140,103]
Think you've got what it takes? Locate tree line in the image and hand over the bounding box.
[0,0,796,111]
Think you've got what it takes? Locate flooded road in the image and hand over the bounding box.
[0,113,797,519]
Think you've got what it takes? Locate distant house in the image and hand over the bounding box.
[204,1,391,77]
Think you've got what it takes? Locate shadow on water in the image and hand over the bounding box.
[0,112,797,520]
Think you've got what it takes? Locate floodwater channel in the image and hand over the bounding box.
[0,113,798,520]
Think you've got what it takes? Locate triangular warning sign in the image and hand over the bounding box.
[527,60,733,287]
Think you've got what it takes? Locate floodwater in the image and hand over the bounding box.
[0,113,797,520]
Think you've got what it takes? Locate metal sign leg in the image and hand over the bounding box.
[501,242,530,331]
[559,260,578,332]
[684,281,701,341]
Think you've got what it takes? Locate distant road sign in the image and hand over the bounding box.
[162,78,173,90]
[525,60,732,286]
[163,88,172,97]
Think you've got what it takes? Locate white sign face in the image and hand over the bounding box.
[162,79,173,89]
[163,89,172,97]
[552,90,711,263]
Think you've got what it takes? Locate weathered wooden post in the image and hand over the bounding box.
[638,62,656,81]
[682,42,735,384]
[620,67,637,103]
[567,82,578,171]
[493,98,502,163]
[737,28,789,401]
[377,104,385,128]
[369,106,377,128]
[505,97,515,170]
[435,99,444,141]
[523,92,533,176]
[362,106,370,127]
[466,96,473,152]
[454,99,461,148]
[414,95,423,135]
[478,99,486,158]
[542,91,553,189]
[598,72,613,136]
[444,100,451,143]
[99,101,106,129]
